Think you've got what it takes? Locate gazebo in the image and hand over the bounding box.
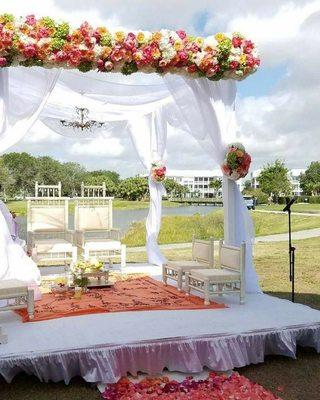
[0,13,319,386]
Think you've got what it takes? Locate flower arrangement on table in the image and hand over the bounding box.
[0,14,260,80]
[71,258,104,288]
[51,276,68,294]
[221,142,251,181]
[151,162,166,183]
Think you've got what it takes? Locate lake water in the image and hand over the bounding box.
[16,205,219,241]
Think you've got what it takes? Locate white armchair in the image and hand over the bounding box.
[162,235,214,290]
[186,240,246,305]
[74,197,126,268]
[27,198,77,266]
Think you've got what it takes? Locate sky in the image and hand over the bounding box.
[2,0,320,177]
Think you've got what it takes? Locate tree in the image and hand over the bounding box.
[61,162,87,196]
[300,161,320,195]
[0,157,14,198]
[84,175,117,196]
[209,178,222,196]
[258,160,292,201]
[163,178,187,198]
[3,152,38,196]
[117,177,149,201]
[87,170,120,185]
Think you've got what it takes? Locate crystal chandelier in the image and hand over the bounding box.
[60,107,105,131]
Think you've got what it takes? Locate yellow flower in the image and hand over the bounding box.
[115,31,125,42]
[174,41,183,51]
[97,26,108,35]
[137,32,145,44]
[102,46,112,58]
[215,33,226,42]
[195,37,204,47]
[152,48,161,59]
[236,150,244,157]
[152,31,162,42]
[5,22,14,30]
[240,54,247,64]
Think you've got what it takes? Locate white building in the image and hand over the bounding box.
[249,168,306,196]
[167,169,245,198]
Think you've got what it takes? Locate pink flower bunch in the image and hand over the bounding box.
[151,162,166,183]
[221,142,252,181]
[102,372,282,400]
[0,14,260,79]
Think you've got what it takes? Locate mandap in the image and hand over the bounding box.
[0,14,261,293]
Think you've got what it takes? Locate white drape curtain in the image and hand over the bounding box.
[0,67,59,284]
[0,68,260,292]
[128,108,167,265]
[0,67,60,154]
[165,76,261,293]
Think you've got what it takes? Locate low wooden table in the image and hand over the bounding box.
[67,268,114,289]
[0,279,35,320]
[81,269,113,288]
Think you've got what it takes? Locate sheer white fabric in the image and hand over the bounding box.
[0,68,260,292]
[0,210,40,284]
[165,76,260,293]
[0,67,60,153]
[128,109,167,265]
[0,67,58,285]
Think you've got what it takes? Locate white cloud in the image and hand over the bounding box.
[71,137,124,157]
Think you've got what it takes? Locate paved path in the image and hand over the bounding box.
[254,209,320,217]
[127,228,320,253]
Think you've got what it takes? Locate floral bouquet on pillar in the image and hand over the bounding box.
[151,162,166,183]
[221,143,251,181]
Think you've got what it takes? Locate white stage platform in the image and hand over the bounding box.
[0,265,320,384]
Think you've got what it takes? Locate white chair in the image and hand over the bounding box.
[162,236,214,290]
[186,241,246,305]
[27,198,77,266]
[74,197,126,268]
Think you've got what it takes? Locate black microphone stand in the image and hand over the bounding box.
[282,197,296,302]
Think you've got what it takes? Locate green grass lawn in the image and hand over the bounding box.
[1,238,319,399]
[257,203,320,214]
[6,199,179,216]
[123,210,320,247]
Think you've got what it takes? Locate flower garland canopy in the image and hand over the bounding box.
[0,14,260,80]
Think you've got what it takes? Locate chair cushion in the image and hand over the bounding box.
[0,279,28,296]
[166,260,208,271]
[84,239,121,251]
[35,238,74,253]
[189,268,240,282]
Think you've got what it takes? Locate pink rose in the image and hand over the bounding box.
[229,60,239,70]
[97,59,105,70]
[178,51,188,63]
[23,44,37,58]
[232,37,242,48]
[245,54,255,68]
[93,30,101,42]
[68,49,82,65]
[176,30,187,40]
[187,64,197,73]
[104,61,114,71]
[243,40,254,54]
[37,27,50,39]
[55,51,68,62]
[0,57,7,67]
[25,15,37,26]
[206,64,220,77]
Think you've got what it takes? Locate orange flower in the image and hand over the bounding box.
[101,46,112,58]
[152,31,162,42]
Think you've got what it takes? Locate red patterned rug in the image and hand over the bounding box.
[102,372,282,399]
[16,276,225,322]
